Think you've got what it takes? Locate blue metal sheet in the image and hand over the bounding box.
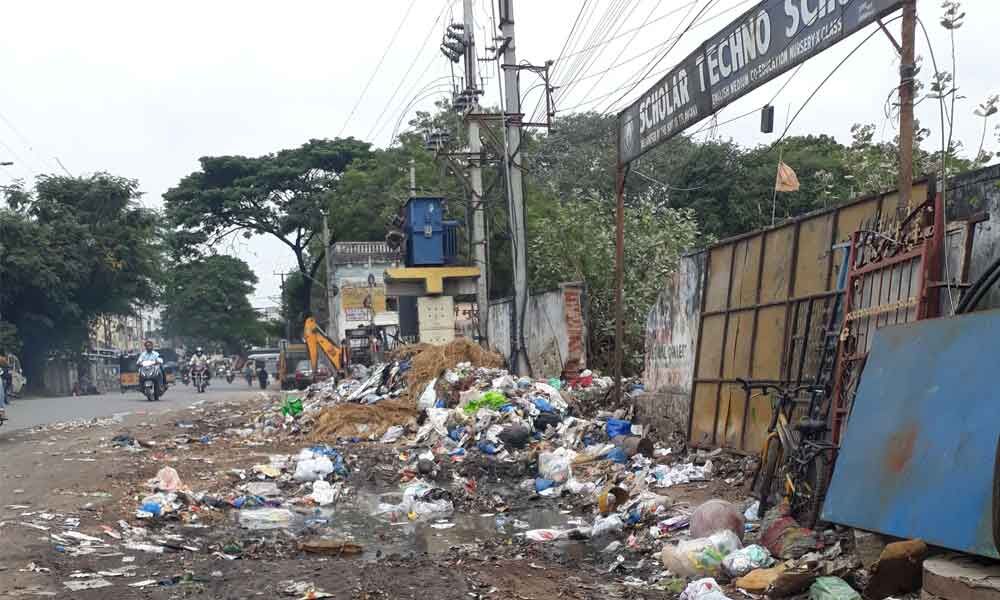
[822,309,1000,558]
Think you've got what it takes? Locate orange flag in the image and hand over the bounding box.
[774,161,800,192]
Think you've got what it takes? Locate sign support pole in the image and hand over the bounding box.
[896,0,917,214]
[613,158,627,403]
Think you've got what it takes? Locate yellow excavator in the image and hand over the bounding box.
[303,316,344,381]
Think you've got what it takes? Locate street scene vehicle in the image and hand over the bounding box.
[138,359,164,402]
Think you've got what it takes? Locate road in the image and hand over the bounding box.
[1,379,265,433]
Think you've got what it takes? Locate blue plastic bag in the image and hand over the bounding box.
[605,447,628,464]
[606,419,633,438]
[535,478,555,492]
[478,440,498,455]
[533,397,555,413]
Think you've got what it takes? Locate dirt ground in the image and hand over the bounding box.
[0,393,743,599]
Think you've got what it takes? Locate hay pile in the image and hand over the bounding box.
[406,338,504,394]
[309,399,419,441]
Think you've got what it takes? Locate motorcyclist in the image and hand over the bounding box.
[137,341,165,389]
[189,347,211,385]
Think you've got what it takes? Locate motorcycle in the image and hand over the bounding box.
[138,359,164,402]
[225,368,235,384]
[191,366,208,393]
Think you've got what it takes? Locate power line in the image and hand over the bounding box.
[365,0,453,141]
[337,0,418,138]
[528,0,591,122]
[602,0,718,115]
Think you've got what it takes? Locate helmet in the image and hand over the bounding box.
[196,347,204,354]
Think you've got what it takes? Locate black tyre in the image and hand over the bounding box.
[754,440,783,517]
[792,452,830,528]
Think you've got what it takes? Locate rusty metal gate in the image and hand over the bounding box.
[688,182,932,452]
[829,191,944,442]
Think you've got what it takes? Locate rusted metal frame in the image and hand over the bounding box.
[849,247,923,277]
[780,222,803,386]
[784,301,802,382]
[795,298,815,385]
[695,377,785,385]
[830,230,862,443]
[698,290,837,318]
[957,211,989,286]
[740,235,768,449]
[713,246,738,447]
[686,251,711,448]
[920,193,945,319]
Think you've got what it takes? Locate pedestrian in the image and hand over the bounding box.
[0,360,6,421]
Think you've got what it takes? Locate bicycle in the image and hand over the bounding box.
[737,378,839,528]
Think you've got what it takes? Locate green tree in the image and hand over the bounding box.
[163,138,371,317]
[161,255,264,354]
[529,196,699,374]
[0,174,160,386]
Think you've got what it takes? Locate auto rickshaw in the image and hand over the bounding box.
[119,352,140,393]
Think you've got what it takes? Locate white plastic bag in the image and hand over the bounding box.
[661,530,743,577]
[721,544,774,577]
[293,454,334,482]
[538,447,577,483]
[680,578,732,600]
[417,378,438,410]
[591,514,625,537]
[307,480,339,506]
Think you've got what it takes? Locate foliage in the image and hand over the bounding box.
[529,197,699,374]
[161,255,265,354]
[163,138,371,318]
[0,174,160,385]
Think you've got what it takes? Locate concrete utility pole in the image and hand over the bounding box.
[896,0,917,215]
[498,0,529,375]
[463,0,489,348]
[275,271,291,341]
[323,216,339,341]
[409,158,416,195]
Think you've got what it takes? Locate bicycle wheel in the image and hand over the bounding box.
[792,452,829,528]
[753,439,782,517]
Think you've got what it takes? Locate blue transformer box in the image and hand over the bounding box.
[404,196,459,267]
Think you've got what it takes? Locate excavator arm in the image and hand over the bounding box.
[304,316,343,375]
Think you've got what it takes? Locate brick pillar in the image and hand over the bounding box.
[560,282,586,377]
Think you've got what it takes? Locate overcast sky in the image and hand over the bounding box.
[0,0,994,306]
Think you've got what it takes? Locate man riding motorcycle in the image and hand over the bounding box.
[189,347,211,387]
[137,341,165,390]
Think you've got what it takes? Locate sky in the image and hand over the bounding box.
[0,0,994,306]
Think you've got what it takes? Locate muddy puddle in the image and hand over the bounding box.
[231,487,598,561]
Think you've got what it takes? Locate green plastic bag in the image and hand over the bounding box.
[281,397,303,417]
[809,577,860,600]
[463,390,509,414]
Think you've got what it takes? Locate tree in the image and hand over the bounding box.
[163,138,371,320]
[161,255,264,354]
[529,196,699,374]
[0,174,160,386]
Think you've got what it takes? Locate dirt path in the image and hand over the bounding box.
[0,392,701,599]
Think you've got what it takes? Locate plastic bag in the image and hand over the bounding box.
[238,507,293,530]
[690,498,746,541]
[150,466,182,492]
[721,544,775,577]
[661,530,743,577]
[591,514,625,537]
[809,577,861,600]
[680,578,732,600]
[525,529,566,542]
[294,455,334,482]
[417,378,438,410]
[464,390,509,414]
[308,480,339,506]
[538,447,576,483]
[281,397,303,416]
[380,425,405,443]
[606,418,632,438]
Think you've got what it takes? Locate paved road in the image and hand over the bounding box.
[1,379,266,433]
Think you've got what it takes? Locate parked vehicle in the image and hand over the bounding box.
[138,359,164,402]
[119,353,140,394]
[279,343,309,390]
[2,354,26,398]
[293,359,331,390]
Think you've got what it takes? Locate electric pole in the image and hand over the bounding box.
[498,0,529,375]
[896,0,916,214]
[275,271,291,341]
[323,216,339,341]
[463,0,489,348]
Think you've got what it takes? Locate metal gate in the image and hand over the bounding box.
[829,191,944,442]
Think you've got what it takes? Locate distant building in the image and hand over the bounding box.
[329,241,402,343]
[255,305,282,323]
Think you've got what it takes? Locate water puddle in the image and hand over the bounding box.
[234,489,593,560]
